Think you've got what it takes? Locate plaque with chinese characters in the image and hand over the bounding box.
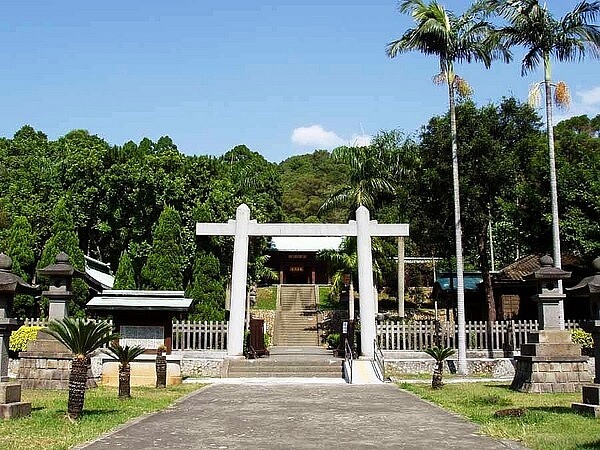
[120,325,164,349]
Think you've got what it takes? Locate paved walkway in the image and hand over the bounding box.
[80,383,526,449]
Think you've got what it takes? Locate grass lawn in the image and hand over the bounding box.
[255,286,277,310]
[401,382,600,449]
[0,384,203,450]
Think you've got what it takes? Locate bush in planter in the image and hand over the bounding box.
[9,325,42,353]
[326,333,340,349]
[571,328,593,356]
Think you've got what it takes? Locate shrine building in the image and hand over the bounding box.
[266,236,342,285]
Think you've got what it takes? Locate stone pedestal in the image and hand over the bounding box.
[18,331,73,389]
[0,382,31,419]
[511,330,590,393]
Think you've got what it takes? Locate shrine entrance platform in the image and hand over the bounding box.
[79,383,526,449]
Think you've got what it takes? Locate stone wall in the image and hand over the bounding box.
[385,357,516,380]
[10,354,597,382]
[178,351,226,378]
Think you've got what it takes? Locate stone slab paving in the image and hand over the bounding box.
[79,383,527,450]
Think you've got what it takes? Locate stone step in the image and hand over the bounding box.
[228,358,342,378]
[276,339,319,343]
[227,371,342,378]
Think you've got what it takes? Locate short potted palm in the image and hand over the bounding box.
[424,346,456,389]
[45,317,118,420]
[106,342,146,398]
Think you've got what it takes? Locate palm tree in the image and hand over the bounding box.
[386,0,509,375]
[45,317,118,420]
[106,343,146,398]
[489,0,600,289]
[424,345,456,389]
[318,238,383,321]
[319,130,403,215]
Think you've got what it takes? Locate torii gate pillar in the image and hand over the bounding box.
[356,206,375,358]
[228,204,251,357]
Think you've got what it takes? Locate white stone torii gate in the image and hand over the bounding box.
[196,204,409,359]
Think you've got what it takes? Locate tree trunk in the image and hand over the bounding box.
[156,355,167,388]
[478,221,496,323]
[119,363,131,398]
[431,361,444,389]
[67,356,89,420]
[448,75,467,375]
[544,54,564,328]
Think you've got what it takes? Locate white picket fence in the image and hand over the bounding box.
[20,318,228,351]
[171,320,228,351]
[376,319,582,351]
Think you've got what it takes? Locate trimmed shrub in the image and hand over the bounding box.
[9,325,42,352]
[571,328,594,356]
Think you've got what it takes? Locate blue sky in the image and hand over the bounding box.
[2,1,599,162]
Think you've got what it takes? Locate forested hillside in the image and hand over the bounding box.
[1,98,599,320]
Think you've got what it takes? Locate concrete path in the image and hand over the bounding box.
[80,383,526,449]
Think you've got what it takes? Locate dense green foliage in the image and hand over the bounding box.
[1,91,599,323]
[186,252,226,321]
[113,251,136,290]
[38,198,88,316]
[141,206,185,290]
[2,216,36,316]
[279,150,349,223]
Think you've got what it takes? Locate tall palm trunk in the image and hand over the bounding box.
[543,54,563,299]
[119,363,131,398]
[67,355,88,420]
[448,76,467,375]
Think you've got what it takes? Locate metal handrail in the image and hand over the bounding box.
[344,338,353,384]
[373,339,385,382]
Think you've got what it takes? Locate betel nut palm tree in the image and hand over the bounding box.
[45,317,118,420]
[106,342,146,398]
[489,0,600,286]
[386,0,510,375]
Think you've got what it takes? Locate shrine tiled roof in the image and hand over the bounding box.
[87,290,192,311]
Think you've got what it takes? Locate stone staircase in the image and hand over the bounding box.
[274,284,319,346]
[227,346,342,378]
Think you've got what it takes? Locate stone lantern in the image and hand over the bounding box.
[0,253,37,418]
[18,252,80,389]
[511,255,590,393]
[37,251,76,320]
[568,257,600,416]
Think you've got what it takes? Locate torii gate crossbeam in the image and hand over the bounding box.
[196,204,409,359]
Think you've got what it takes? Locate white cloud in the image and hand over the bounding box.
[578,86,600,106]
[291,125,345,148]
[291,125,372,149]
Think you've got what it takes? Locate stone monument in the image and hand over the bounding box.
[0,253,36,419]
[511,255,590,393]
[569,257,600,416]
[18,252,79,389]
